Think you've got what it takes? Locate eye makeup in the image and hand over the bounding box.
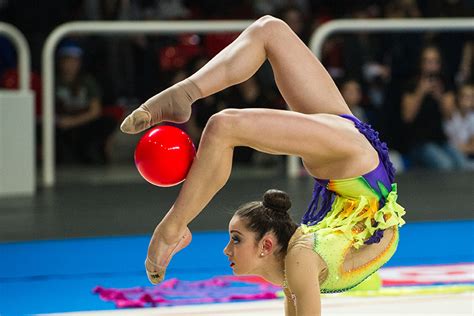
[231,235,241,244]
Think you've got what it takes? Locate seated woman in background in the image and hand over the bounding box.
[55,42,116,164]
[401,45,466,170]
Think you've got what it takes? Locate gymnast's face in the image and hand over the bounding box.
[223,215,261,275]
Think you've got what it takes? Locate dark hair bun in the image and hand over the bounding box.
[262,189,291,213]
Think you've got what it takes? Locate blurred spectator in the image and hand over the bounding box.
[55,42,117,165]
[457,40,473,85]
[444,83,474,163]
[340,77,395,148]
[276,5,309,42]
[340,79,369,123]
[401,45,466,170]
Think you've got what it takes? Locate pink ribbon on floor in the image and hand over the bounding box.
[94,275,282,308]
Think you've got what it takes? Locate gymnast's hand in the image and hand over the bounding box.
[120,79,202,134]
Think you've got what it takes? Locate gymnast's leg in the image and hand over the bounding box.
[121,15,351,134]
[146,108,374,284]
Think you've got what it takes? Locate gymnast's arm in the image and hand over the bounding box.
[285,246,323,316]
[57,97,102,129]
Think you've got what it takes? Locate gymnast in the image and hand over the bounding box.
[121,15,405,315]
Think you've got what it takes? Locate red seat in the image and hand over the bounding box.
[102,105,125,122]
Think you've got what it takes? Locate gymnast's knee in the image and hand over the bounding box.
[251,15,289,38]
[202,109,241,141]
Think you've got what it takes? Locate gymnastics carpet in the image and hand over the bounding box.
[0,220,473,315]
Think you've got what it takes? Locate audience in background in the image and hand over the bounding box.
[401,45,466,170]
[55,42,117,165]
[1,0,472,171]
[443,83,474,165]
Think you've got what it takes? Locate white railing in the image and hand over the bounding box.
[41,20,253,187]
[0,22,30,91]
[287,18,474,178]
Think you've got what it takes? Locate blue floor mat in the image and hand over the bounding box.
[1,220,473,315]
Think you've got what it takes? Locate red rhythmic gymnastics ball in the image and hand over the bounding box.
[134,126,196,187]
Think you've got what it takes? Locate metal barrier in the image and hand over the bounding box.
[41,20,253,187]
[286,18,474,178]
[0,22,30,90]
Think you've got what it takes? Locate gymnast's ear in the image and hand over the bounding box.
[260,233,278,255]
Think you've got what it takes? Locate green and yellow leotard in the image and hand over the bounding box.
[288,114,405,293]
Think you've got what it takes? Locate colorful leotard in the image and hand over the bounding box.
[286,114,406,294]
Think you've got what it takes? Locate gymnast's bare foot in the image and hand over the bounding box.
[121,79,202,134]
[145,226,192,284]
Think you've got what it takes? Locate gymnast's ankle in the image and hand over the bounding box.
[154,223,187,244]
[120,78,202,134]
